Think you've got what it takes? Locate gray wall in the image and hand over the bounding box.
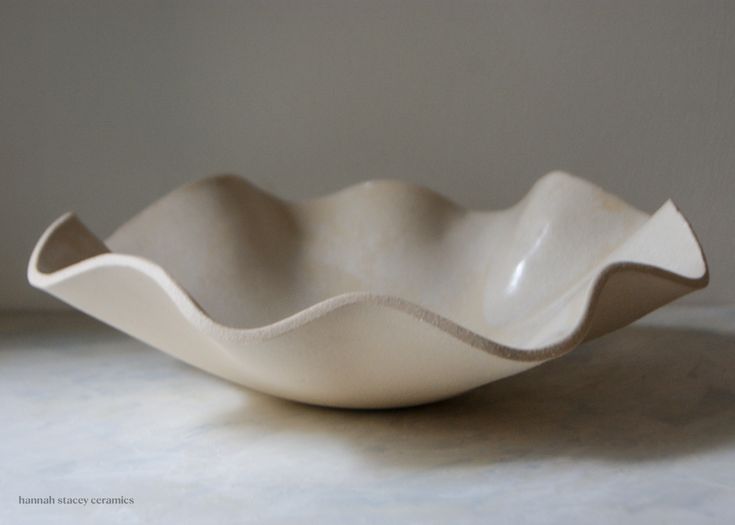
[2,0,733,310]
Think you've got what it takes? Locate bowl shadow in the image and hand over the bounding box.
[211,324,735,468]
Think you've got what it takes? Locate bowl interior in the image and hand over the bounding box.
[105,174,654,346]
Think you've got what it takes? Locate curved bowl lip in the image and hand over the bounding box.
[28,174,710,363]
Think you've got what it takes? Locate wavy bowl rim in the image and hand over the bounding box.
[28,174,710,363]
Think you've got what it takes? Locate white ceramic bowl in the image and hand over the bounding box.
[28,172,708,408]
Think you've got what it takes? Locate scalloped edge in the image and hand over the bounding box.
[28,174,709,364]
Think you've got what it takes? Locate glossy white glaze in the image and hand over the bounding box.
[27,172,708,407]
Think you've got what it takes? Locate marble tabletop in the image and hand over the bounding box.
[1,306,734,524]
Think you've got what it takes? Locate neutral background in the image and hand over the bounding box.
[2,0,733,310]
